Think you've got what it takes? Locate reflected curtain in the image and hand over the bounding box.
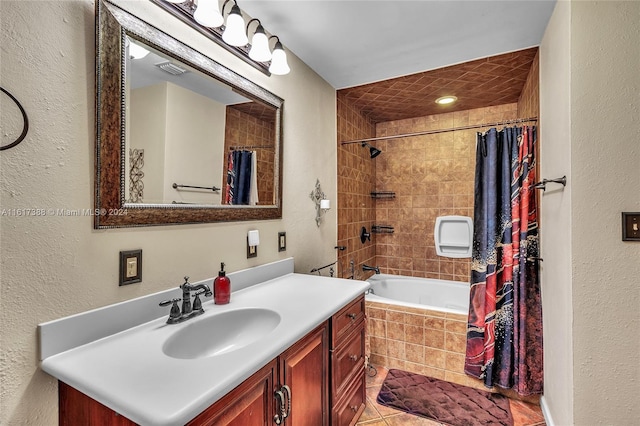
[464,126,543,395]
[224,150,254,205]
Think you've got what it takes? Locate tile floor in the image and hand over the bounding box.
[356,365,546,426]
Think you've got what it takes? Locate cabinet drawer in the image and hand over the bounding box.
[331,370,365,426]
[332,295,365,343]
[332,323,365,396]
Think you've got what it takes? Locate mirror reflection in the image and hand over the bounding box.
[125,36,277,206]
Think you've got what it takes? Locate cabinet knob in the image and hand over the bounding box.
[349,354,358,362]
[350,405,358,412]
[347,313,357,320]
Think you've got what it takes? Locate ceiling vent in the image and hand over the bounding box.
[155,61,188,76]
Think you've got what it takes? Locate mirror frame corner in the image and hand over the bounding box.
[95,0,283,229]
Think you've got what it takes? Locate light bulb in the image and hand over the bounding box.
[435,96,457,105]
[222,4,248,47]
[269,41,290,75]
[194,0,224,28]
[248,25,271,62]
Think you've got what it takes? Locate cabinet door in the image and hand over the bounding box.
[278,322,329,426]
[188,359,277,426]
[59,382,137,426]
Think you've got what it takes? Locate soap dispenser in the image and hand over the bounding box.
[214,262,230,304]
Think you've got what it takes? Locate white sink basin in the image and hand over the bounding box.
[162,308,281,359]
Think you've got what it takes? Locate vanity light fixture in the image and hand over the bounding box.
[155,0,290,76]
[194,0,223,28]
[435,95,458,105]
[269,36,290,75]
[247,19,271,62]
[222,1,248,46]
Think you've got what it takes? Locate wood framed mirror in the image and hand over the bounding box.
[95,0,283,228]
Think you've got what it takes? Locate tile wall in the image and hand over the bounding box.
[517,51,540,119]
[224,106,275,204]
[365,301,486,390]
[336,93,377,279]
[373,103,519,280]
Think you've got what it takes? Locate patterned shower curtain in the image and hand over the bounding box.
[464,126,543,395]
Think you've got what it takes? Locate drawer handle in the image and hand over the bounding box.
[350,405,359,412]
[347,313,357,320]
[349,354,358,362]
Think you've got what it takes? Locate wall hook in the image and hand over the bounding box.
[0,87,29,151]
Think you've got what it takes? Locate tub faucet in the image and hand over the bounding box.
[362,264,380,274]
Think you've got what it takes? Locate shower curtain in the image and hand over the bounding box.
[464,126,543,396]
[224,150,255,205]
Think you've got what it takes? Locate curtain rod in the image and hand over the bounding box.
[340,117,538,145]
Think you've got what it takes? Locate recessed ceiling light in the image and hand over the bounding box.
[436,96,458,105]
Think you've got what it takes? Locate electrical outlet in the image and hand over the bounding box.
[247,237,258,258]
[119,249,142,286]
[278,232,286,252]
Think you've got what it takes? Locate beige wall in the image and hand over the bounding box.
[163,82,226,205]
[540,1,640,424]
[130,82,168,203]
[0,1,336,424]
[570,1,640,424]
[539,1,574,424]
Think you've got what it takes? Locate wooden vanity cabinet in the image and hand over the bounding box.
[190,322,329,426]
[187,359,277,425]
[59,295,365,426]
[330,295,366,426]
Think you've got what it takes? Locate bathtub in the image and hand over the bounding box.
[365,274,469,316]
[365,274,475,386]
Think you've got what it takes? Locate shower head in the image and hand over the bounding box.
[362,142,382,158]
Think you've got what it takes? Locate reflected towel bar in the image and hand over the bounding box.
[172,183,221,192]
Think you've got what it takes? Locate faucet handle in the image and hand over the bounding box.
[192,290,205,312]
[159,298,182,321]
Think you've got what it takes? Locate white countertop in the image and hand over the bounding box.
[40,272,369,425]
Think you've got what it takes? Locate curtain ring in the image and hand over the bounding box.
[0,87,29,151]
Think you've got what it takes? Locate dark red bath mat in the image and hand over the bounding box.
[376,369,513,426]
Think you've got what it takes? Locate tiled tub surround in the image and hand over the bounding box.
[365,301,485,391]
[372,103,518,280]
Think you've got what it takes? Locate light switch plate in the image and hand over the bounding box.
[622,212,640,241]
[119,249,142,285]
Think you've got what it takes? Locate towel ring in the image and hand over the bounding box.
[0,87,29,151]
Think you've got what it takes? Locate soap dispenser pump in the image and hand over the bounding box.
[214,262,230,305]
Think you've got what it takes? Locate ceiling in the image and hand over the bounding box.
[339,46,538,122]
[241,1,557,90]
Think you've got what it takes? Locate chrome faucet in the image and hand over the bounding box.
[159,276,212,324]
[362,264,380,274]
